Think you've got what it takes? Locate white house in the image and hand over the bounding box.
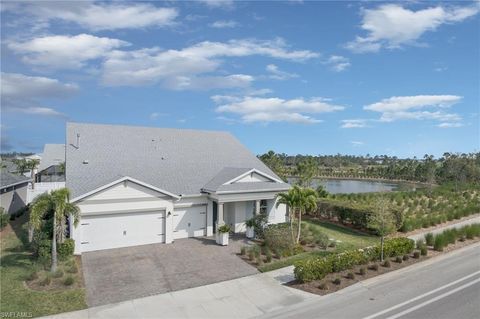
[67,122,290,254]
[27,144,66,203]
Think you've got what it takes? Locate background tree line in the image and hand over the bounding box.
[259,151,480,185]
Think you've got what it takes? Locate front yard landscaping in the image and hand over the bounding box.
[0,214,87,318]
[239,219,378,272]
[289,223,480,296]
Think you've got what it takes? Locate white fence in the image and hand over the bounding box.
[27,182,65,204]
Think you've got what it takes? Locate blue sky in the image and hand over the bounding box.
[1,0,479,158]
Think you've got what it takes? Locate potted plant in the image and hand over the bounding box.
[245,217,255,239]
[217,224,231,246]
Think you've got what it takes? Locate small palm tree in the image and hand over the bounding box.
[295,188,318,244]
[276,186,301,243]
[30,188,80,272]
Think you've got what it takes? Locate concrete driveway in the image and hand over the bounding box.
[81,237,258,307]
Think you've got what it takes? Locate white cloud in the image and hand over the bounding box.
[163,74,254,91]
[346,4,479,53]
[214,96,344,124]
[3,1,178,31]
[198,0,235,9]
[364,95,463,124]
[324,55,351,72]
[341,119,369,128]
[9,34,129,69]
[437,122,464,128]
[101,38,318,88]
[2,73,78,99]
[210,20,238,28]
[1,72,78,117]
[265,64,298,80]
[351,141,364,146]
[150,112,168,120]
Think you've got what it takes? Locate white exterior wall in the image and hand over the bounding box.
[173,196,209,240]
[72,181,175,254]
[267,198,287,224]
[27,182,65,204]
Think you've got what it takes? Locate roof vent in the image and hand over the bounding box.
[82,160,89,164]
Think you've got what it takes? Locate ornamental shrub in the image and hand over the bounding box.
[264,223,295,256]
[434,234,446,251]
[424,233,434,246]
[359,267,366,275]
[333,277,341,285]
[347,272,355,279]
[413,251,420,259]
[240,246,246,255]
[420,247,428,256]
[63,276,75,286]
[0,209,8,229]
[58,239,75,261]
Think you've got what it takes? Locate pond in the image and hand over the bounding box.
[288,178,419,194]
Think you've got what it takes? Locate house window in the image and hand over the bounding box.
[260,200,268,214]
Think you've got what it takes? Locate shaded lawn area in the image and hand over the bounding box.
[258,219,378,272]
[0,215,87,318]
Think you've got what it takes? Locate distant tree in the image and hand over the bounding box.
[368,196,396,262]
[315,185,329,198]
[13,158,28,175]
[294,158,317,187]
[58,162,66,175]
[259,150,286,181]
[26,159,40,189]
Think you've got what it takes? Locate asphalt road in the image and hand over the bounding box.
[258,242,480,319]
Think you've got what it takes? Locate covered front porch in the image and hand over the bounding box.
[211,195,287,235]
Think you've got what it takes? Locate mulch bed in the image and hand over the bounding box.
[287,237,480,296]
[25,256,85,291]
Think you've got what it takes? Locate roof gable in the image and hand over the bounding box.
[71,176,180,203]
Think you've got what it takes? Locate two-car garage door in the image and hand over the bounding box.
[80,210,165,252]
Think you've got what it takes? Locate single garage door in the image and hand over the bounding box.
[173,205,206,239]
[80,210,165,252]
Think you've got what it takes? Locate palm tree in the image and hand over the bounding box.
[276,186,319,244]
[13,158,28,175]
[276,186,301,243]
[26,159,40,189]
[295,188,318,244]
[30,188,80,272]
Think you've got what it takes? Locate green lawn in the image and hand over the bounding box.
[258,219,378,272]
[305,219,379,251]
[0,215,87,318]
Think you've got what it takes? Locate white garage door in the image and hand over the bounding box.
[173,205,206,239]
[80,210,165,252]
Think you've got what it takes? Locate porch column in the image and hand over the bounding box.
[255,200,260,215]
[218,202,224,225]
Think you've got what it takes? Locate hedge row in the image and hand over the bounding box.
[294,237,414,283]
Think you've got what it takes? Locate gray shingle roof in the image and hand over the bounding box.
[202,167,252,192]
[38,144,65,171]
[0,171,30,189]
[66,122,288,199]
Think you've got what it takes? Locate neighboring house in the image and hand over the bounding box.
[67,122,290,254]
[0,171,30,214]
[27,144,66,204]
[36,144,66,183]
